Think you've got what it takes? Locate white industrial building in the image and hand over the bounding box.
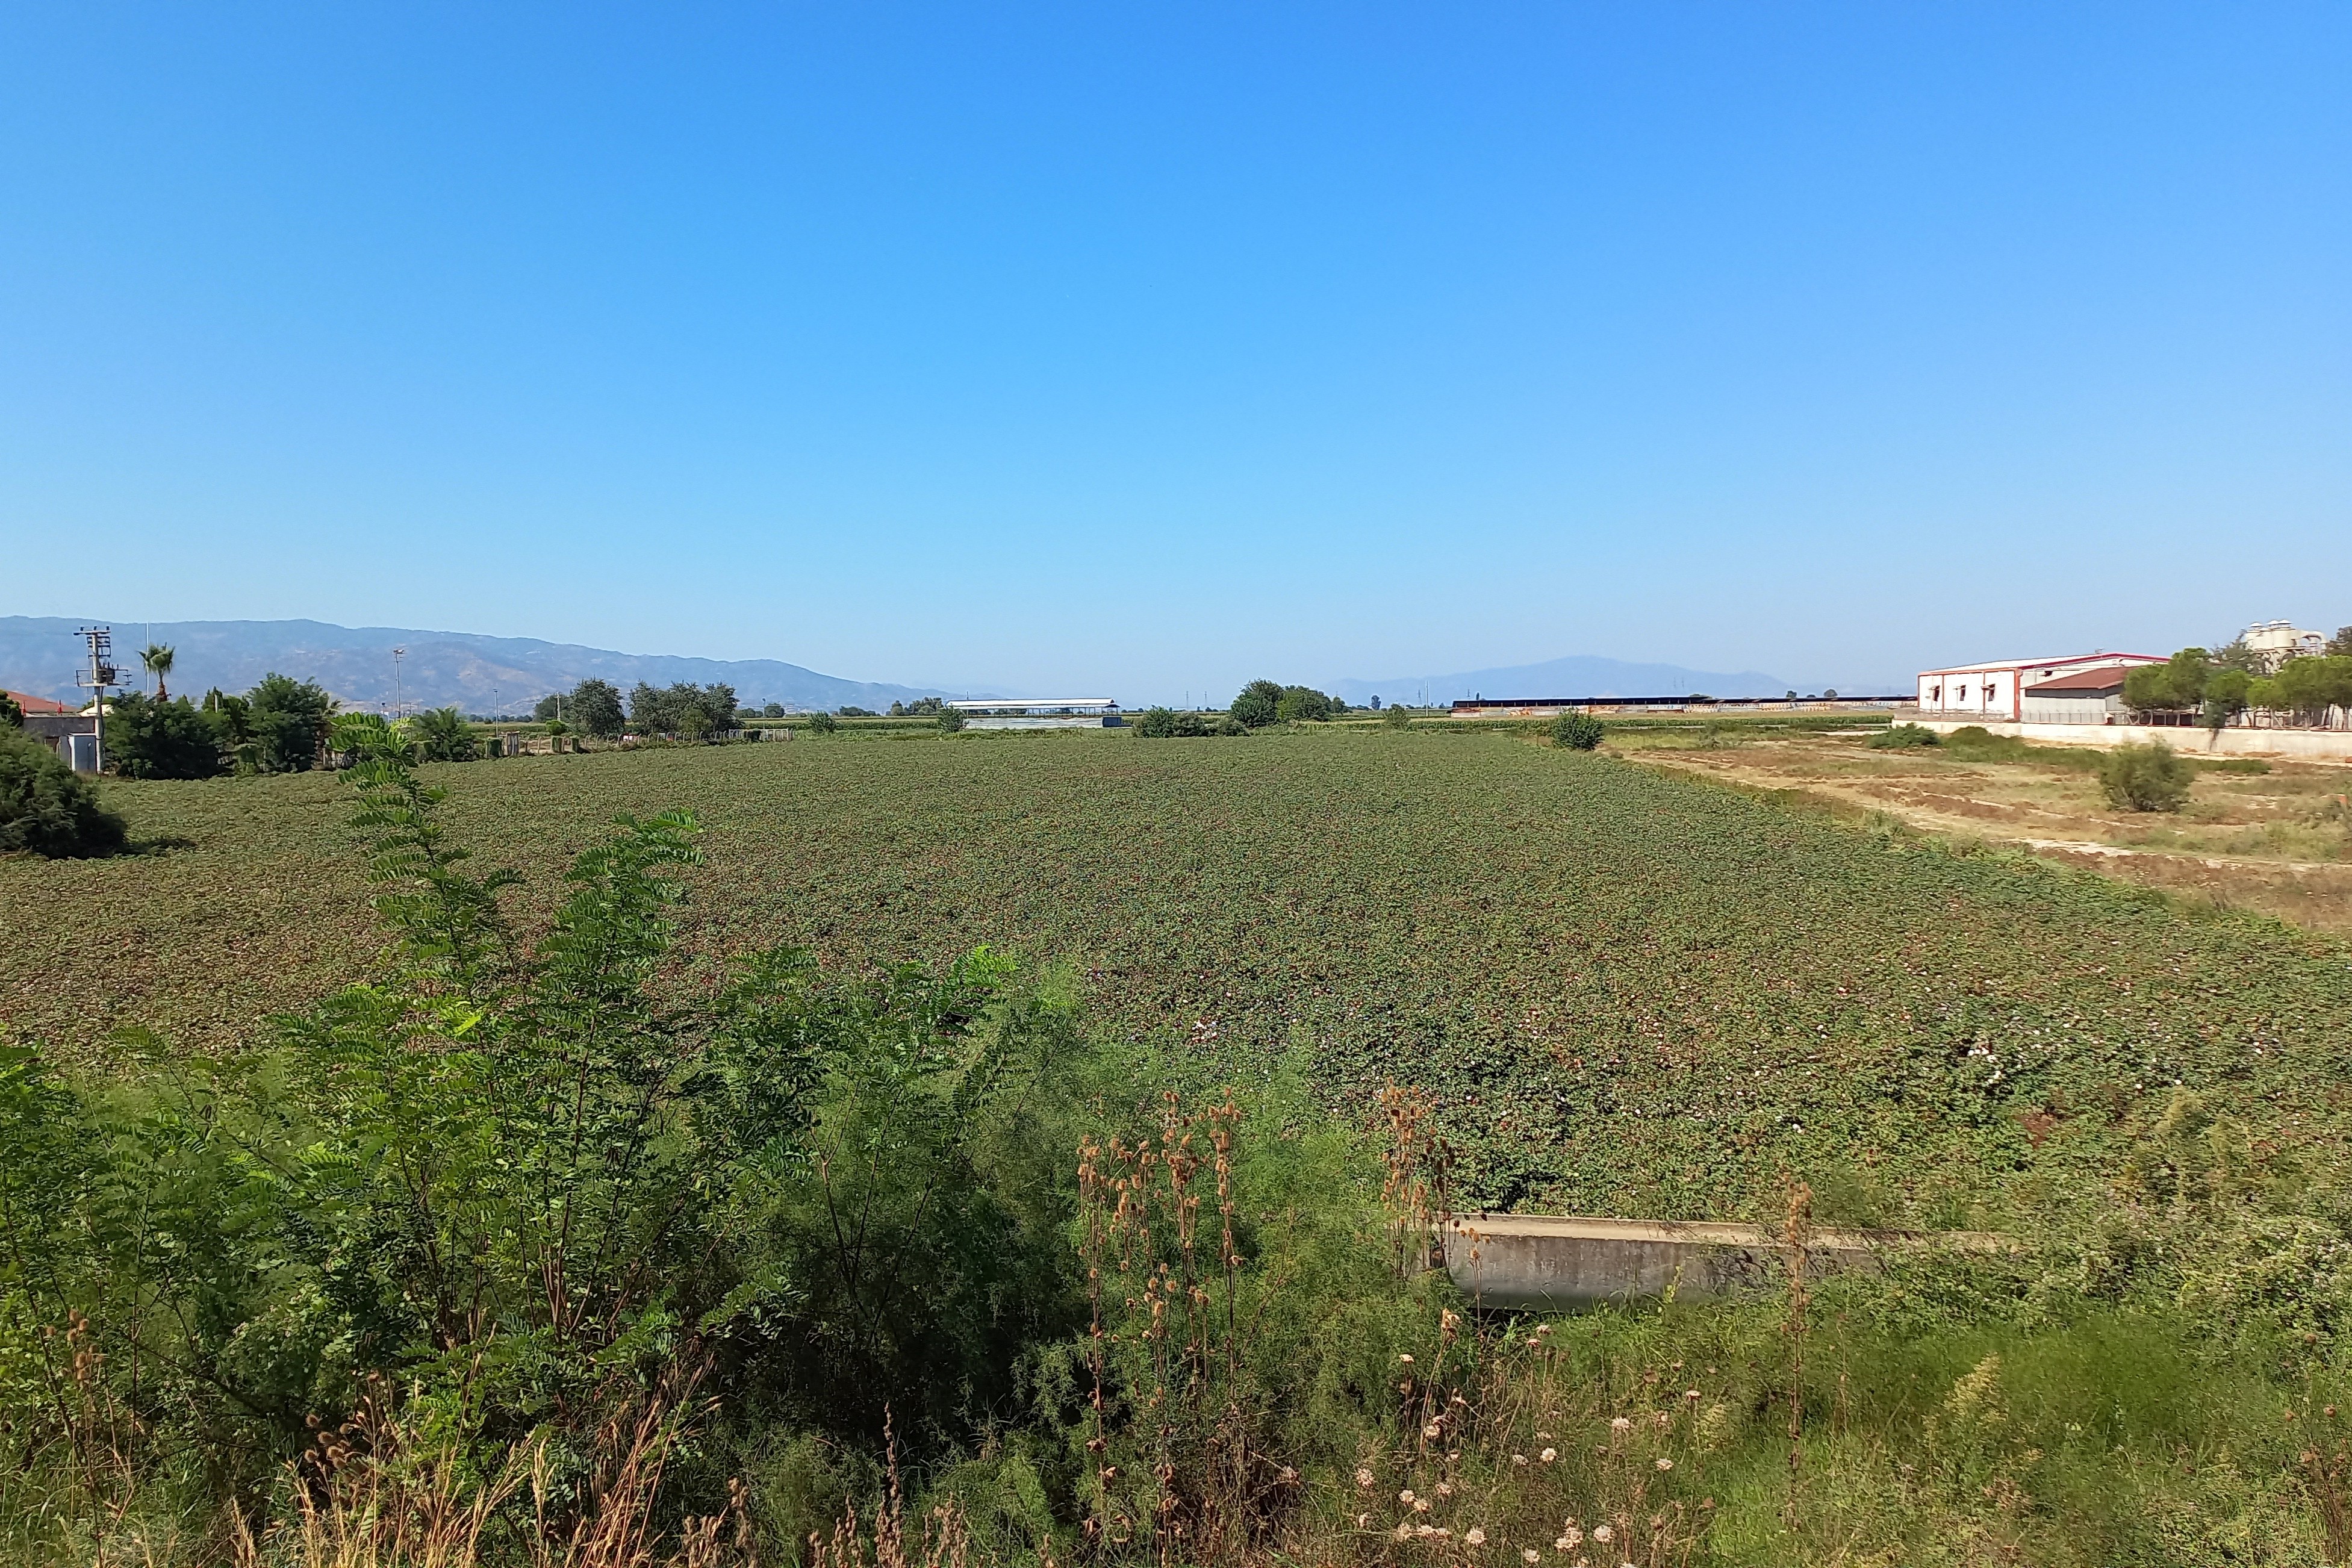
[1915,652,2164,723]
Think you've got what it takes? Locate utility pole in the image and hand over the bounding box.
[391,646,406,720]
[75,627,119,771]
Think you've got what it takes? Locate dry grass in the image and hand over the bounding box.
[46,1367,759,1568]
[1620,729,2352,931]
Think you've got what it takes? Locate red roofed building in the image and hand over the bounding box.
[5,689,75,717]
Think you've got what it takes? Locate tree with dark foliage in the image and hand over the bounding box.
[0,729,127,856]
[107,693,228,779]
[568,679,626,738]
[1230,680,1283,728]
[246,673,337,772]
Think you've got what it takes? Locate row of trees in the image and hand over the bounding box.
[42,668,850,785]
[99,676,341,779]
[2126,632,2352,730]
[534,679,768,741]
[1132,682,1349,738]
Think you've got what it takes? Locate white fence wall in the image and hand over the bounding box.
[1918,719,2352,761]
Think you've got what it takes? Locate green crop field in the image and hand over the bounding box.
[9,725,2349,1230]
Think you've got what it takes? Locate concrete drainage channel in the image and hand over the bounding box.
[1439,1213,2013,1311]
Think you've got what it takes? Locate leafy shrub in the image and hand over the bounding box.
[2178,1215,2352,1356]
[808,709,839,734]
[1869,722,1941,750]
[1936,724,2105,771]
[407,705,479,762]
[1230,679,1282,728]
[938,706,968,733]
[105,693,227,779]
[1275,685,1334,723]
[0,691,21,729]
[1139,708,1214,739]
[2101,739,2192,812]
[0,724,1101,1539]
[1549,712,1604,750]
[0,729,128,856]
[1384,704,1413,728]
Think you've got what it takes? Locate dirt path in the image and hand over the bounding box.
[1629,746,2352,933]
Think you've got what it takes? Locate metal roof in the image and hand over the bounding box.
[945,698,1116,710]
[2022,665,2139,695]
[1917,652,2162,677]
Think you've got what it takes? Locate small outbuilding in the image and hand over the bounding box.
[2018,665,2139,724]
[7,689,99,765]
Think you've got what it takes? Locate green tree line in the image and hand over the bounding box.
[2125,629,2352,730]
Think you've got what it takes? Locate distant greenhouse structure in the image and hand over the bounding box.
[946,698,1125,731]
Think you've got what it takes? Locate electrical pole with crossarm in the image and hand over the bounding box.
[75,626,119,772]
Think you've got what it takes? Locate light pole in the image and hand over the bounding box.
[391,647,406,719]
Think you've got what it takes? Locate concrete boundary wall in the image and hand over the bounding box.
[1439,1213,2010,1311]
[1918,719,2352,763]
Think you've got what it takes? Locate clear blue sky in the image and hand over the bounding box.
[4,4,2346,700]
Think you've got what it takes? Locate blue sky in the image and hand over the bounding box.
[2,4,2345,700]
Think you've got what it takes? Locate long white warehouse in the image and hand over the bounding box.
[1914,652,2162,723]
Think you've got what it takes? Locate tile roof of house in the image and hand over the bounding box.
[4,689,75,716]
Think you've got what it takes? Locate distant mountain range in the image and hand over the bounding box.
[0,617,969,714]
[1329,653,1806,706]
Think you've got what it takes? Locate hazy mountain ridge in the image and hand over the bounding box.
[0,617,969,714]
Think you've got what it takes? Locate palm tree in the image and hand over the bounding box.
[142,644,175,700]
[408,705,479,763]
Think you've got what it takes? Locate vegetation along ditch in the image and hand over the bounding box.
[7,721,2352,1563]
